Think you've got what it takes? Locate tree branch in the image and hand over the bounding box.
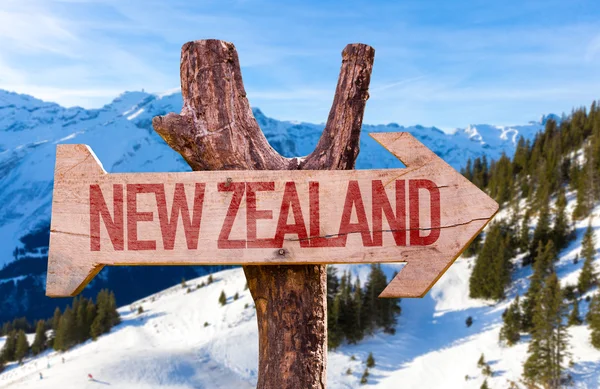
[301,43,375,170]
[152,39,295,171]
[152,39,375,389]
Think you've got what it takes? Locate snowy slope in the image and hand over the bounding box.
[1,199,598,389]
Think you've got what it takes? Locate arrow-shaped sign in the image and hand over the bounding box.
[46,132,498,298]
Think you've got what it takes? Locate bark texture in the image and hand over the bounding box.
[152,39,374,389]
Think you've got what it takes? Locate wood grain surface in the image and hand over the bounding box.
[47,132,498,298]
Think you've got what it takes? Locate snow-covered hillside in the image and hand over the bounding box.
[1,201,597,389]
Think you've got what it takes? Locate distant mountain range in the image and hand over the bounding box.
[0,89,552,323]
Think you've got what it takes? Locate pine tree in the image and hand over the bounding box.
[337,271,354,343]
[326,265,340,307]
[219,290,227,306]
[31,320,47,356]
[477,353,485,368]
[207,274,214,284]
[573,145,597,219]
[74,297,89,343]
[528,201,551,264]
[522,241,556,332]
[52,307,61,331]
[568,299,582,326]
[362,264,399,333]
[346,276,364,343]
[328,293,343,349]
[587,293,600,349]
[55,306,76,351]
[578,222,597,294]
[0,330,17,362]
[91,290,114,340]
[480,379,490,389]
[463,232,483,258]
[108,291,121,327]
[366,352,375,368]
[469,223,512,300]
[85,300,97,338]
[360,369,369,385]
[523,273,570,389]
[14,330,29,364]
[519,211,531,253]
[499,295,521,346]
[552,187,571,250]
[327,266,343,349]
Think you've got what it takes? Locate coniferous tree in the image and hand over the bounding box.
[85,300,97,336]
[480,379,490,389]
[55,306,76,351]
[477,353,485,368]
[521,241,556,332]
[360,369,369,384]
[1,322,12,337]
[552,187,571,250]
[31,320,47,356]
[463,232,483,258]
[366,352,375,368]
[523,273,570,389]
[338,272,355,343]
[568,299,582,326]
[91,290,116,340]
[14,330,29,364]
[578,222,597,294]
[519,211,531,253]
[326,266,340,307]
[347,277,364,343]
[328,293,343,349]
[500,295,521,346]
[362,264,399,333]
[587,293,600,349]
[469,223,512,300]
[108,291,121,327]
[573,145,597,219]
[528,201,552,264]
[219,290,227,306]
[74,297,89,343]
[327,267,343,349]
[0,330,17,362]
[52,307,61,331]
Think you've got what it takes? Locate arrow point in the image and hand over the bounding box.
[369,132,440,168]
[46,247,103,297]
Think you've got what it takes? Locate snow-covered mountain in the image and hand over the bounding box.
[0,89,547,323]
[0,200,598,389]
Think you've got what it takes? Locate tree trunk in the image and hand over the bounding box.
[152,39,374,389]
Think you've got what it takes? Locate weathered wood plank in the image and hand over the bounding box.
[47,132,498,297]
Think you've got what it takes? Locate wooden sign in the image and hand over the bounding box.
[46,132,498,298]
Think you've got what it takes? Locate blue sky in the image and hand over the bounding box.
[1,0,599,130]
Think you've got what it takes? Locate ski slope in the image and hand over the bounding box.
[0,202,598,388]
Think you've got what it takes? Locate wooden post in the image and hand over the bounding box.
[152,39,374,389]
